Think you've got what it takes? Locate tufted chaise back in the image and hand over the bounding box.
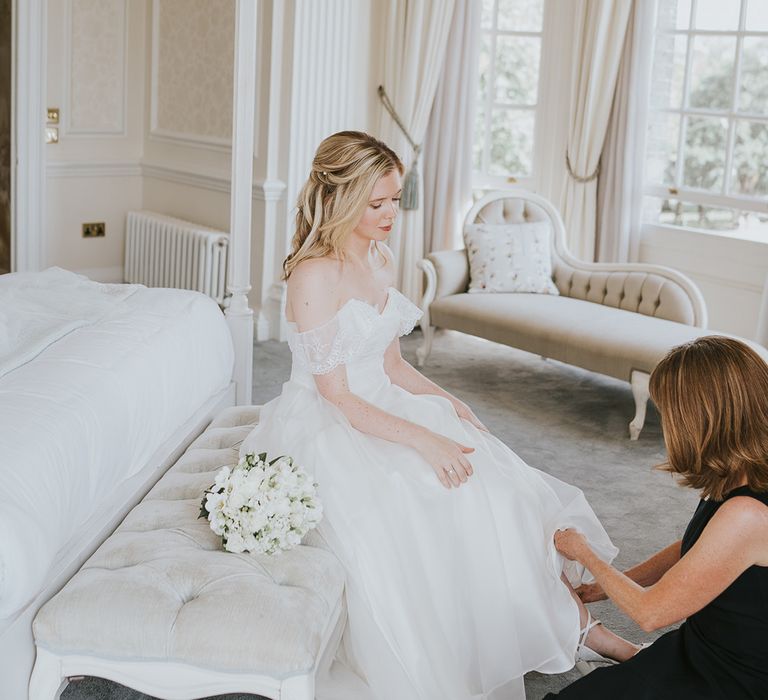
[469,195,699,326]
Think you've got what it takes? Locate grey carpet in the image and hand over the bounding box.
[63,329,696,700]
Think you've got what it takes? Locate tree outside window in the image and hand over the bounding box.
[473,0,544,189]
[645,0,768,237]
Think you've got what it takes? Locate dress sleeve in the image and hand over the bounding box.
[288,314,368,375]
[388,289,423,337]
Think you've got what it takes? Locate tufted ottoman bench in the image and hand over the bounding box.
[29,406,345,700]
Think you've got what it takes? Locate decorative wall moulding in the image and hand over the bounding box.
[148,129,232,153]
[150,0,235,151]
[142,162,285,202]
[64,0,128,137]
[46,161,143,178]
[142,162,230,193]
[46,161,285,203]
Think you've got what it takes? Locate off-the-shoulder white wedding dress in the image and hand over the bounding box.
[240,287,617,700]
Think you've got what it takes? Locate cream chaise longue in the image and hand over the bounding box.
[416,189,713,440]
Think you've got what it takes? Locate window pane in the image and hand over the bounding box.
[646,112,681,185]
[676,0,693,29]
[683,116,727,190]
[644,196,768,234]
[732,120,768,196]
[650,33,687,110]
[489,108,535,176]
[656,0,691,31]
[745,0,768,31]
[689,36,736,110]
[474,35,491,171]
[481,0,495,30]
[473,102,486,171]
[694,0,739,30]
[739,37,768,114]
[497,0,543,32]
[494,36,540,105]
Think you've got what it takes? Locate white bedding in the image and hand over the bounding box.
[0,269,234,619]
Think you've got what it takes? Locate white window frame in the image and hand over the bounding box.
[472,0,545,191]
[644,0,768,233]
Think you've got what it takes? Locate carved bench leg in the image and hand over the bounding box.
[415,324,434,367]
[29,648,69,700]
[280,673,314,700]
[629,370,650,441]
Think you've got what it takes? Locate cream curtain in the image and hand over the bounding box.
[595,0,656,263]
[560,0,632,262]
[378,0,456,302]
[423,0,481,254]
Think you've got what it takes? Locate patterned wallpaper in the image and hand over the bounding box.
[70,0,125,133]
[154,0,234,141]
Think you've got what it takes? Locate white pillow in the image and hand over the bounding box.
[463,221,559,295]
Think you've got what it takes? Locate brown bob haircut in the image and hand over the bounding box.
[649,335,768,501]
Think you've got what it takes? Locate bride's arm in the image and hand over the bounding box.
[383,338,489,431]
[288,262,475,489]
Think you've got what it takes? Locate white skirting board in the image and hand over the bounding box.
[0,383,236,700]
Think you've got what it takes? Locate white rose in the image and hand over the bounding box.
[213,467,231,490]
[224,530,246,553]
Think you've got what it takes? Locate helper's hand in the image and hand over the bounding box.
[575,582,608,603]
[412,429,475,488]
[554,528,590,562]
[454,400,489,432]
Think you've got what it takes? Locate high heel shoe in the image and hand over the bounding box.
[574,610,618,676]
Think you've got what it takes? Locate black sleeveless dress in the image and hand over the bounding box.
[544,486,768,699]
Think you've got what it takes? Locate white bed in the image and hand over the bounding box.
[0,268,240,699]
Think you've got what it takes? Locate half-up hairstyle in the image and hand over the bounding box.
[649,335,768,500]
[283,131,404,279]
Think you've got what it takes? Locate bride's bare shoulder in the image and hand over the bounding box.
[287,257,343,321]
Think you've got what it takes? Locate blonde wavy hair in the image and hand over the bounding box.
[283,131,404,280]
[650,335,768,501]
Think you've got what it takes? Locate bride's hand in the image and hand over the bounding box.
[412,430,475,489]
[453,400,489,432]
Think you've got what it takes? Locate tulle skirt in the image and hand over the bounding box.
[240,373,618,700]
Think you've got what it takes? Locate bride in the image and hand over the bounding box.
[240,131,639,699]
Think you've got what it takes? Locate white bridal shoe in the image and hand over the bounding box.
[574,610,618,676]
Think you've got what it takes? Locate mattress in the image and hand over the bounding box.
[0,269,234,619]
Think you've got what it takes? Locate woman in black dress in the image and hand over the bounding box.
[548,335,768,700]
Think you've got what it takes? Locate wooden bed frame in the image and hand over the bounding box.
[3,5,258,697]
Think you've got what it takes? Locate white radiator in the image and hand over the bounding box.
[124,210,229,303]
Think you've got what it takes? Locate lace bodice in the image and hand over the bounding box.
[287,287,422,376]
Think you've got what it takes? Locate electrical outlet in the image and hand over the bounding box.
[82,222,105,238]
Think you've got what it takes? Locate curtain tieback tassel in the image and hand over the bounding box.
[565,150,600,183]
[378,84,421,210]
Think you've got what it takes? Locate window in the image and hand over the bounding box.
[644,0,768,237]
[473,0,544,188]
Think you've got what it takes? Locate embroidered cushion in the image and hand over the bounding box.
[463,221,559,295]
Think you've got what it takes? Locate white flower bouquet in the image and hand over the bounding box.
[199,451,323,555]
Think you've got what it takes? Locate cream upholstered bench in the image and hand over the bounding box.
[29,406,345,700]
[417,189,713,440]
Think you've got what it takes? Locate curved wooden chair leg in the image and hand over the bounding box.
[629,370,650,440]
